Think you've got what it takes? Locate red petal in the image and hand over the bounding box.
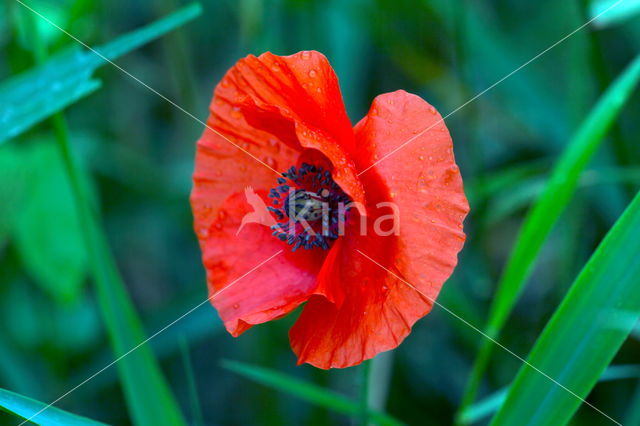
[198,191,324,336]
[192,51,368,336]
[289,91,469,368]
[219,51,366,209]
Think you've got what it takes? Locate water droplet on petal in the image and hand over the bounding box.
[267,138,280,153]
[233,303,240,309]
[264,157,277,169]
[309,69,317,78]
[214,222,223,230]
[301,51,311,60]
[218,210,228,220]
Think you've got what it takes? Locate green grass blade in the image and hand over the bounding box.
[457,54,640,417]
[460,364,640,424]
[221,360,404,426]
[13,5,205,424]
[96,3,202,61]
[0,387,107,426]
[491,190,640,426]
[590,0,640,27]
[46,112,187,426]
[0,3,201,143]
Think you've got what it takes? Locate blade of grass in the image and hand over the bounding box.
[0,2,202,143]
[491,190,640,426]
[590,0,640,27]
[17,7,204,426]
[221,360,404,426]
[178,336,204,426]
[457,53,640,420]
[0,387,106,426]
[460,364,640,424]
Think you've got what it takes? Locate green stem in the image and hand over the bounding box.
[368,351,394,416]
[358,360,372,426]
[25,11,186,426]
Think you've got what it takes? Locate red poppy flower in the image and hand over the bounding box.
[191,51,468,369]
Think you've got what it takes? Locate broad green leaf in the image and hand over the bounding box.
[491,190,640,426]
[0,2,202,143]
[13,142,87,302]
[221,360,404,426]
[458,54,640,416]
[460,364,640,424]
[590,0,640,27]
[0,387,106,426]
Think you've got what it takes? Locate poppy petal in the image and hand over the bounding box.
[218,51,366,209]
[289,90,469,368]
[191,50,367,336]
[196,190,325,336]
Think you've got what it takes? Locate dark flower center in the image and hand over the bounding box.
[267,163,352,251]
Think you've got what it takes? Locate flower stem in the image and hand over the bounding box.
[357,359,372,425]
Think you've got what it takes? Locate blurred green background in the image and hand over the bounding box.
[1,0,640,425]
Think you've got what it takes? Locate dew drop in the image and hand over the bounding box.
[267,138,280,153]
[233,303,240,309]
[199,228,209,238]
[264,156,277,168]
[214,222,223,230]
[309,69,317,78]
[419,155,425,161]
[218,210,228,220]
[301,51,311,60]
